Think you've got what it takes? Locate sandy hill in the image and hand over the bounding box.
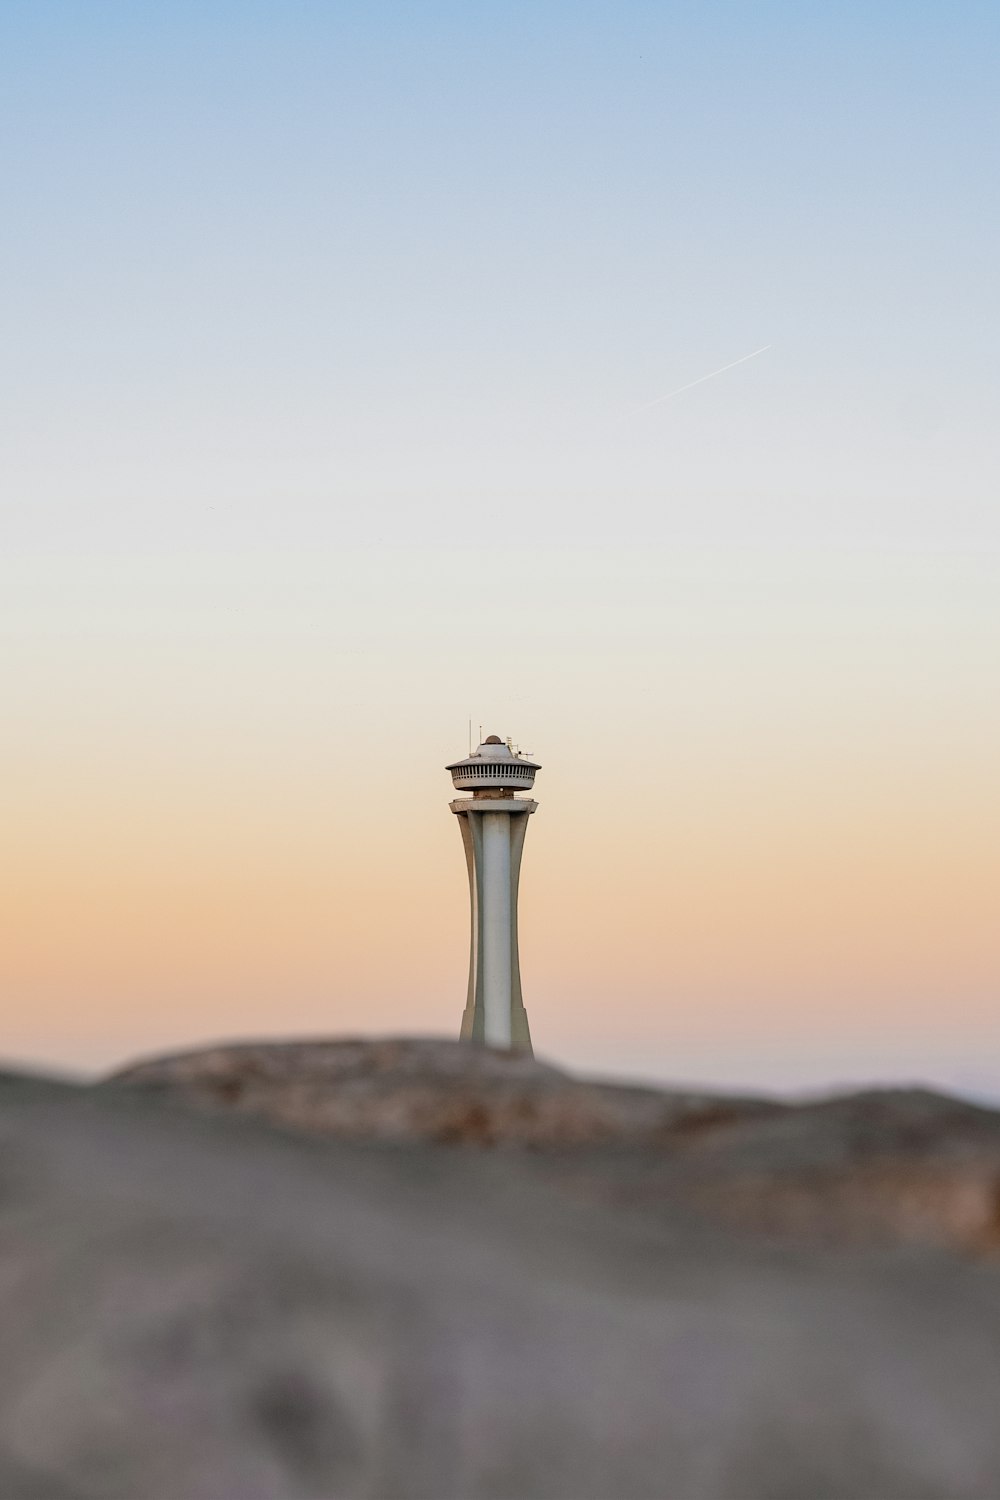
[1,1038,999,1498]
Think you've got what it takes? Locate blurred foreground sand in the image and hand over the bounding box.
[2,1039,1000,1498]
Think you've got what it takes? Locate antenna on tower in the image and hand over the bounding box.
[468,718,472,756]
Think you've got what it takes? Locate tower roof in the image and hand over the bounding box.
[446,739,540,772]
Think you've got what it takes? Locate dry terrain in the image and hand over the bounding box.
[2,1039,1000,1497]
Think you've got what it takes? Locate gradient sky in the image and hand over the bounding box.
[2,3,997,1094]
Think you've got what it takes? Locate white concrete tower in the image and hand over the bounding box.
[446,735,540,1052]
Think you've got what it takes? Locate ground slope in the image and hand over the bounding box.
[1,1043,999,1497]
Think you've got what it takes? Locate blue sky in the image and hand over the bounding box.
[3,1,997,550]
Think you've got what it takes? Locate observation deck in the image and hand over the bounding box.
[446,735,541,796]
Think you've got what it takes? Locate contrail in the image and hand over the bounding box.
[638,344,771,412]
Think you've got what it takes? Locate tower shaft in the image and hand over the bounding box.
[451,798,535,1052]
[481,812,513,1044]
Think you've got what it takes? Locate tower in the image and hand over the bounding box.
[446,735,540,1052]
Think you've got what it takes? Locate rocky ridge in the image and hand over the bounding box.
[106,1036,779,1146]
[106,1036,1000,1253]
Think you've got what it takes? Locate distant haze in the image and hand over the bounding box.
[1,3,997,1095]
